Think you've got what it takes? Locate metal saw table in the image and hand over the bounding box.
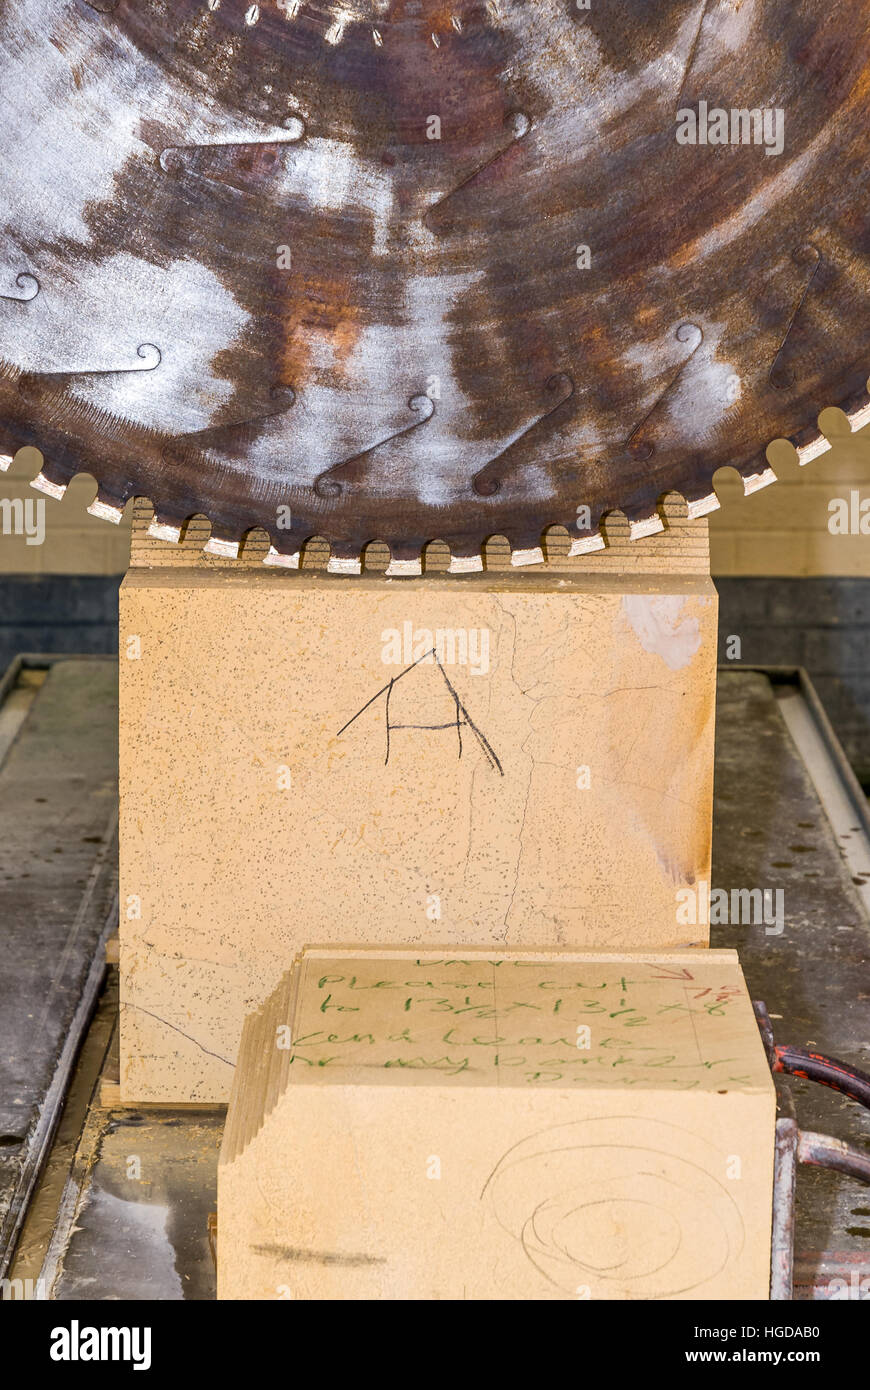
[0,658,868,1301]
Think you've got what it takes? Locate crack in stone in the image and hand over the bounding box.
[122,1002,234,1068]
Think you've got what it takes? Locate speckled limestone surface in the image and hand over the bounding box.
[218,947,774,1301]
[119,570,717,1101]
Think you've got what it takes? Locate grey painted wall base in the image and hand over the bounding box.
[0,577,119,672]
[0,574,869,782]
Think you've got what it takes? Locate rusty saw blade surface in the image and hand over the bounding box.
[1,0,869,568]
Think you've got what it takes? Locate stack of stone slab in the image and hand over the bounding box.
[217,947,774,1301]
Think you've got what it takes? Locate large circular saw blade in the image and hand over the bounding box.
[1,0,869,570]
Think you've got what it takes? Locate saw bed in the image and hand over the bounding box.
[0,657,866,1300]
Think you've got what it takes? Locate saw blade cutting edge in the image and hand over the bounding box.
[0,0,869,574]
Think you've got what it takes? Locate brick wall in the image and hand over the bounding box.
[709,409,870,576]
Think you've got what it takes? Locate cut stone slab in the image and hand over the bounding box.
[120,569,717,1101]
[218,946,774,1301]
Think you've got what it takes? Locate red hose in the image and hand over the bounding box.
[773,1044,870,1110]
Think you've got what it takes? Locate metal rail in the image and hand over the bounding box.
[755,1000,870,1300]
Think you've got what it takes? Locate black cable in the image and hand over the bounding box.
[773,1044,870,1111]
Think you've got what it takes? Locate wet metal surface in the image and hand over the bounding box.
[1,2,870,565]
[49,1107,222,1302]
[0,657,118,1278]
[713,671,870,1299]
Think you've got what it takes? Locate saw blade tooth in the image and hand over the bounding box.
[568,531,605,556]
[147,515,183,544]
[795,434,832,467]
[510,545,544,567]
[846,399,870,434]
[628,513,665,539]
[31,471,67,501]
[263,545,301,569]
[87,489,124,524]
[203,535,240,559]
[685,492,720,518]
[385,557,423,577]
[327,555,362,575]
[87,498,123,524]
[448,553,484,574]
[740,465,778,495]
